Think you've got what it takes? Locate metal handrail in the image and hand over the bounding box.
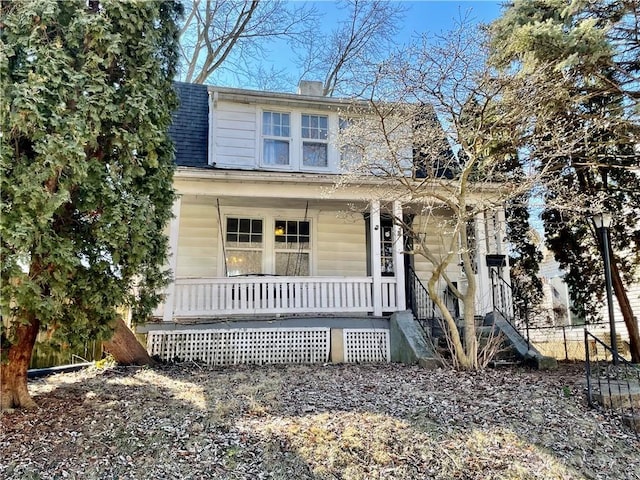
[405,265,437,334]
[490,269,530,347]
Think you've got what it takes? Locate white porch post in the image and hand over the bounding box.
[163,196,182,323]
[474,211,492,316]
[392,200,406,310]
[369,200,383,316]
[495,207,511,316]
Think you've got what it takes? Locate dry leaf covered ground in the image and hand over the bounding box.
[1,362,639,480]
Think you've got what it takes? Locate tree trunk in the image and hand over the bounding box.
[1,313,40,410]
[102,317,155,366]
[610,257,640,363]
[463,303,478,370]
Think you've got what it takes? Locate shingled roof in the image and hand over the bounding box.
[170,82,209,168]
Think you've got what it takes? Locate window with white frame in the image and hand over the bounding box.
[225,217,263,276]
[301,114,328,167]
[338,117,362,167]
[262,111,290,166]
[274,219,310,275]
[224,215,312,276]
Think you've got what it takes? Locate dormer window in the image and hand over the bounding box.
[262,111,290,166]
[258,109,335,171]
[301,114,328,168]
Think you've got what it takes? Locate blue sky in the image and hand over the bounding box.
[265,1,505,92]
[399,1,504,36]
[308,1,505,47]
[203,1,505,90]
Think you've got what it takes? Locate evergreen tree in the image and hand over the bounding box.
[489,0,640,361]
[0,0,182,409]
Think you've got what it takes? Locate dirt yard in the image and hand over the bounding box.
[1,362,638,479]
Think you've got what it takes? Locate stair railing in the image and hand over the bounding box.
[405,265,437,336]
[490,268,531,347]
[584,329,640,436]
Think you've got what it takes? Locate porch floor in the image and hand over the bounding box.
[138,314,391,333]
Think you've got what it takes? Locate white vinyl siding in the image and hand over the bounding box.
[211,101,256,169]
[210,101,341,172]
[174,202,373,281]
[411,212,460,285]
[316,212,367,276]
[176,199,219,277]
[616,281,640,325]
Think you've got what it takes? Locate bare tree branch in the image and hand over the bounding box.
[295,0,407,97]
[333,19,593,369]
[180,0,318,85]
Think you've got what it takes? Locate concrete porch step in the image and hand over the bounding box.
[593,381,640,409]
[489,359,521,368]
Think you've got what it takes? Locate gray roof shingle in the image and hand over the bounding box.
[170,82,209,168]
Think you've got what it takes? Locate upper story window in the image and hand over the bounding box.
[338,117,362,167]
[259,109,334,171]
[262,111,290,166]
[301,114,328,168]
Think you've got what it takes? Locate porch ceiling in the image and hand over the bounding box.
[180,194,368,211]
[183,196,455,218]
[174,167,500,210]
[174,169,379,203]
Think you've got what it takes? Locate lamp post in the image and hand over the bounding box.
[593,212,618,364]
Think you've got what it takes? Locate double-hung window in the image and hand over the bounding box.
[262,111,290,166]
[225,217,263,276]
[301,114,328,167]
[274,220,310,275]
[225,215,312,276]
[338,117,362,168]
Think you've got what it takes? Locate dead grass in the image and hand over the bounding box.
[1,362,639,480]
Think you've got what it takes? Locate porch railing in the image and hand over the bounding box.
[169,276,398,317]
[585,329,640,436]
[490,269,531,347]
[406,265,437,334]
[405,265,462,338]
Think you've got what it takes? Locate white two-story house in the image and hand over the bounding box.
[140,81,512,365]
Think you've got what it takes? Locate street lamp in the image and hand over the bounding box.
[592,212,618,364]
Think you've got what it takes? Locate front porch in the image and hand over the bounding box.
[142,169,511,365]
[155,177,410,322]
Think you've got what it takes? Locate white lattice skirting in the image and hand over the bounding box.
[147,328,330,366]
[343,329,390,363]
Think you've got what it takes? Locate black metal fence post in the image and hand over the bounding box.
[584,328,593,408]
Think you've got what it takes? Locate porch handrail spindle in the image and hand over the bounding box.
[169,276,397,317]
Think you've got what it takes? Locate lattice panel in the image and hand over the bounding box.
[343,329,390,363]
[147,328,330,366]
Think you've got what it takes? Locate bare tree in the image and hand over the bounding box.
[179,0,317,85]
[334,21,583,369]
[179,0,408,95]
[296,0,407,97]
